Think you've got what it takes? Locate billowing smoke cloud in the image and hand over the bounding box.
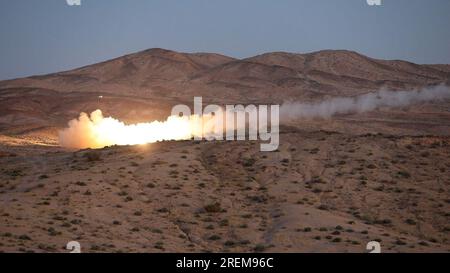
[59,110,210,149]
[59,85,449,150]
[281,85,450,119]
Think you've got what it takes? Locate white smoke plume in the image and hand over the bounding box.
[281,85,450,119]
[58,110,213,149]
[59,85,449,150]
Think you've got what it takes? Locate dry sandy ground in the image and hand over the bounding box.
[0,48,449,253]
[0,122,449,253]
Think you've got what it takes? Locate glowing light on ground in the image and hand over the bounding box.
[59,110,215,149]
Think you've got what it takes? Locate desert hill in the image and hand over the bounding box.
[0,48,449,140]
[1,48,449,99]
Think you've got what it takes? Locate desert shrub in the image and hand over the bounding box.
[239,240,251,245]
[84,151,101,162]
[47,227,61,236]
[219,219,229,227]
[154,241,164,250]
[204,202,222,213]
[71,219,82,225]
[4,169,23,177]
[118,191,128,196]
[394,239,406,245]
[18,234,31,241]
[224,240,235,247]
[374,219,392,225]
[242,158,256,167]
[331,237,342,243]
[150,228,162,234]
[208,235,221,241]
[241,214,252,219]
[253,244,267,252]
[397,171,411,178]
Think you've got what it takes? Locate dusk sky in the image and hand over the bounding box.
[0,0,449,80]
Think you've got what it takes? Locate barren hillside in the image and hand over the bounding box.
[0,48,449,253]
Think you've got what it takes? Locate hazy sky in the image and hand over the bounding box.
[0,0,449,80]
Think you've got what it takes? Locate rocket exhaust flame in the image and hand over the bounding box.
[58,110,217,149]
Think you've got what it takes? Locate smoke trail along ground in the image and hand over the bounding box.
[59,86,450,149]
[280,85,450,119]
